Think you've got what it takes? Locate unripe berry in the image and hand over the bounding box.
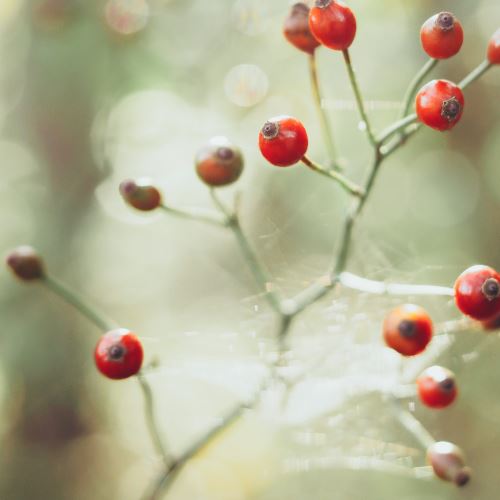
[454,265,500,320]
[383,304,433,356]
[6,246,45,281]
[487,28,500,64]
[308,0,357,51]
[420,12,464,60]
[94,328,144,380]
[415,80,464,131]
[427,441,471,487]
[417,366,457,409]
[195,136,244,187]
[258,116,308,167]
[119,178,162,211]
[283,3,320,55]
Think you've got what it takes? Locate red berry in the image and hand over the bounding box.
[308,0,356,51]
[420,12,464,60]
[487,28,500,64]
[119,178,161,211]
[417,366,457,409]
[258,116,308,167]
[427,441,471,487]
[383,304,433,356]
[481,311,500,331]
[6,246,45,281]
[283,3,320,55]
[195,136,244,187]
[454,265,500,320]
[94,328,144,380]
[415,79,464,131]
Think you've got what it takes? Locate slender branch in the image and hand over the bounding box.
[377,113,419,146]
[459,60,493,90]
[160,204,226,227]
[342,49,377,146]
[301,155,365,197]
[308,52,339,170]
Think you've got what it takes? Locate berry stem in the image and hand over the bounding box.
[301,155,365,197]
[342,49,377,146]
[376,113,419,146]
[160,203,226,227]
[308,53,340,170]
[459,60,493,89]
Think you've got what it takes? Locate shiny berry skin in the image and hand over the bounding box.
[308,0,356,51]
[6,246,45,281]
[283,3,320,55]
[94,328,144,380]
[195,136,243,187]
[258,116,308,167]
[454,265,500,320]
[417,366,457,409]
[415,80,464,131]
[383,304,433,356]
[427,441,471,487]
[487,28,500,64]
[119,178,161,211]
[420,12,463,60]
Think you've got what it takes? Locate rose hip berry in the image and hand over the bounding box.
[6,246,45,281]
[94,328,144,380]
[417,366,457,409]
[283,3,320,55]
[383,304,433,356]
[195,136,244,187]
[308,0,356,51]
[487,28,500,64]
[427,441,471,487]
[420,12,464,60]
[454,265,500,320]
[415,79,464,131]
[119,179,162,211]
[259,116,308,167]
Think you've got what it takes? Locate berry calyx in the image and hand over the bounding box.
[283,3,320,55]
[415,80,464,131]
[487,28,500,64]
[195,136,244,187]
[119,179,162,211]
[383,304,433,356]
[454,265,500,320]
[6,246,45,281]
[420,12,464,59]
[94,328,144,380]
[427,441,471,487]
[308,0,357,51]
[417,366,457,409]
[258,116,308,167]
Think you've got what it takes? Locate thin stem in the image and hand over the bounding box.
[309,52,339,170]
[377,113,418,146]
[160,204,226,227]
[301,155,365,197]
[400,58,438,119]
[342,49,377,146]
[459,60,493,90]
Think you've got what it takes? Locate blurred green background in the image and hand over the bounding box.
[0,0,499,499]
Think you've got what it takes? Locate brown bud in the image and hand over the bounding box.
[119,178,162,211]
[427,441,471,487]
[283,3,320,55]
[6,246,45,281]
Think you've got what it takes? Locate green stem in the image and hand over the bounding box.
[160,204,226,227]
[342,49,377,146]
[376,113,418,146]
[459,60,493,89]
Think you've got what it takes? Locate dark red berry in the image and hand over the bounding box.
[195,136,243,187]
[481,311,500,331]
[383,304,433,356]
[283,3,320,55]
[415,80,464,131]
[308,0,357,51]
[487,28,500,64]
[454,265,500,320]
[6,246,44,281]
[427,441,471,487]
[417,366,457,409]
[94,328,144,380]
[420,12,464,59]
[119,179,161,211]
[258,116,308,167]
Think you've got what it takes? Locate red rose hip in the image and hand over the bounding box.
[259,116,308,167]
[120,179,161,211]
[427,441,471,487]
[415,79,464,131]
[487,28,500,64]
[417,366,457,409]
[420,12,464,59]
[6,246,45,281]
[454,265,500,320]
[95,328,144,380]
[283,3,320,55]
[308,0,356,51]
[383,304,433,356]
